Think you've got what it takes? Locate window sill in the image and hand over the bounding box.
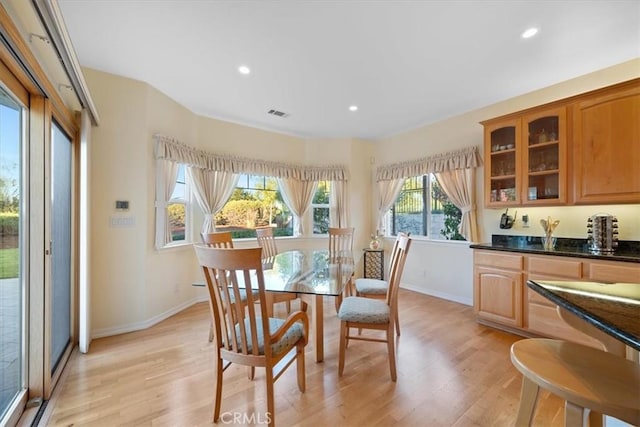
[157,241,194,252]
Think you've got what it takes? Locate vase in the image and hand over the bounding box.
[542,235,556,251]
[369,238,381,250]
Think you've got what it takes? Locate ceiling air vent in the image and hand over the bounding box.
[267,109,289,118]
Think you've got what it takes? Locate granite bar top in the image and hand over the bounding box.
[527,279,640,351]
[469,235,640,263]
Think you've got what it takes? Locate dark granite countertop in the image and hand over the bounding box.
[527,279,640,351]
[469,235,640,263]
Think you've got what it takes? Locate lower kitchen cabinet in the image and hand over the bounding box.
[473,251,523,328]
[473,249,640,348]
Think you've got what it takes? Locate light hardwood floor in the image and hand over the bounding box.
[38,290,568,426]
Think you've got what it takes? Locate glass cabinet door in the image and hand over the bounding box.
[522,107,567,204]
[485,119,520,206]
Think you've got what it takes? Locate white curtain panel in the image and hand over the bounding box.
[376,178,404,234]
[435,168,479,242]
[187,167,240,234]
[155,159,179,247]
[278,178,318,236]
[329,180,349,228]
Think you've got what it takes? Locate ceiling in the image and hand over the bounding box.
[51,1,640,140]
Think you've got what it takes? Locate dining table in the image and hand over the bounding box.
[195,249,357,362]
[526,279,640,355]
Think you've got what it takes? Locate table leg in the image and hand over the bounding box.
[265,292,275,317]
[314,294,324,362]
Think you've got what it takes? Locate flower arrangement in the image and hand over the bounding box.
[369,230,381,250]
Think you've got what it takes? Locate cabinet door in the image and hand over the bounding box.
[573,83,640,204]
[484,118,521,207]
[474,266,522,327]
[521,107,568,205]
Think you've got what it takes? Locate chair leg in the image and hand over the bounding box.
[338,321,347,376]
[248,366,255,380]
[515,376,539,427]
[213,357,224,422]
[395,309,401,336]
[265,369,275,427]
[334,294,342,313]
[387,324,397,381]
[296,343,306,392]
[564,401,588,427]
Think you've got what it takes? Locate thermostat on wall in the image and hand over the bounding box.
[115,200,129,210]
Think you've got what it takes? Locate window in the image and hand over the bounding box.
[312,180,330,234]
[215,174,293,238]
[387,174,465,240]
[167,164,189,243]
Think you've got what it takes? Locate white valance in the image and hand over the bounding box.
[154,134,349,181]
[376,145,482,181]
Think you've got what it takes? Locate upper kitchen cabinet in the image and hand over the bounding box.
[484,118,521,207]
[572,81,640,204]
[482,106,567,207]
[522,107,567,205]
[482,78,639,208]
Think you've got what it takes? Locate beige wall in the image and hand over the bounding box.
[85,59,639,336]
[84,68,373,336]
[373,58,640,304]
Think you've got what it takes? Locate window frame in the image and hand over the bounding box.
[310,180,330,235]
[214,174,294,239]
[387,173,464,241]
[156,163,192,249]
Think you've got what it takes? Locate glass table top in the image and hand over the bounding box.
[195,249,356,297]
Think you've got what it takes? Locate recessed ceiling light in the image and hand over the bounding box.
[238,65,251,75]
[521,28,539,39]
[349,105,358,112]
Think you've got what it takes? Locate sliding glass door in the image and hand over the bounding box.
[0,86,27,424]
[50,122,72,374]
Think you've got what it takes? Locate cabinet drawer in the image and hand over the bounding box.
[475,251,523,270]
[527,256,582,279]
[526,302,602,349]
[527,287,554,306]
[587,261,640,283]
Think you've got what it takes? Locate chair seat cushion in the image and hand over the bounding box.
[235,317,304,356]
[338,296,390,324]
[355,278,388,295]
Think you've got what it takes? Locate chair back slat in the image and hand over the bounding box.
[328,227,354,261]
[255,227,278,258]
[201,231,234,248]
[386,234,412,307]
[194,245,272,358]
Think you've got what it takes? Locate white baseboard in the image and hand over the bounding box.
[400,283,473,306]
[91,297,204,339]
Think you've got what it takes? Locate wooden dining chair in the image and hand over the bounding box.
[510,338,640,426]
[328,227,354,260]
[338,233,412,381]
[201,231,234,248]
[328,227,355,311]
[201,231,263,342]
[194,245,309,427]
[255,226,297,314]
[354,232,410,335]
